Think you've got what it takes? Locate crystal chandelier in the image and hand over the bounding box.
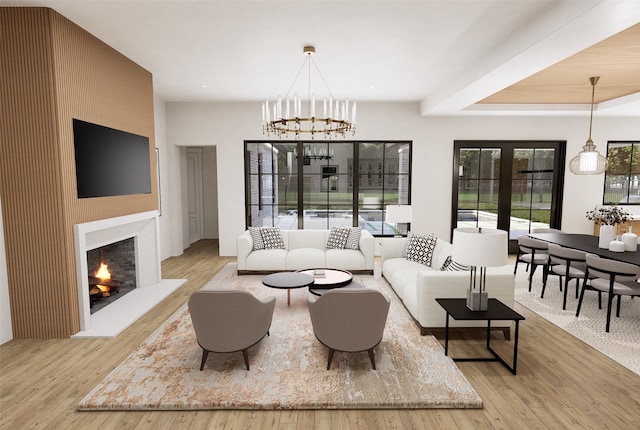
[569,76,608,175]
[262,46,356,139]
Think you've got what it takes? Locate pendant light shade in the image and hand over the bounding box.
[569,76,607,175]
[568,139,608,174]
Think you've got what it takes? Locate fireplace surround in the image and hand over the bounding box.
[73,210,183,337]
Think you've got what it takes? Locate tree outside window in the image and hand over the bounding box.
[604,141,640,205]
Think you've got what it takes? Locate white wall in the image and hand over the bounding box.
[0,196,13,344]
[164,101,640,256]
[202,146,219,239]
[154,96,185,260]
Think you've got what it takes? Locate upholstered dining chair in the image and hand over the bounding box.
[514,235,550,292]
[531,228,563,234]
[542,244,588,310]
[577,255,640,332]
[188,289,276,370]
[307,287,390,370]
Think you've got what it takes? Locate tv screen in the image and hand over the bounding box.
[73,119,152,198]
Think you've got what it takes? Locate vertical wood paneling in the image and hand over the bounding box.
[0,8,157,338]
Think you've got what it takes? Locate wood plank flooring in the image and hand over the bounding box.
[1,239,639,429]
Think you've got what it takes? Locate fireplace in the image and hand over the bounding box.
[74,211,162,332]
[87,238,136,313]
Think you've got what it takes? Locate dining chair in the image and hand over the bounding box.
[543,244,588,310]
[576,254,640,332]
[514,235,550,292]
[531,228,563,234]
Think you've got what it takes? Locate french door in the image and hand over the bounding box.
[452,141,566,253]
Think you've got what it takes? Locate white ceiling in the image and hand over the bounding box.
[5,0,640,115]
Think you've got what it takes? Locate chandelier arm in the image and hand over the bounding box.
[309,56,337,101]
[283,56,311,100]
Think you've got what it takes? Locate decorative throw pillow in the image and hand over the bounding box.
[249,227,265,250]
[260,227,285,249]
[345,227,362,250]
[402,232,437,266]
[440,255,469,271]
[326,227,350,249]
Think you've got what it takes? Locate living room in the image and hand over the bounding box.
[1,1,640,428]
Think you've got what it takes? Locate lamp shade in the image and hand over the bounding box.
[568,147,607,175]
[385,205,412,223]
[451,228,508,267]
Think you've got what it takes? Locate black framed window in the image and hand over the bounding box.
[452,140,565,253]
[604,141,640,205]
[244,140,412,236]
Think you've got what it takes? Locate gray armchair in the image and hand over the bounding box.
[188,289,276,370]
[307,287,390,370]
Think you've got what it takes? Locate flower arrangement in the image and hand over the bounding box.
[586,206,631,226]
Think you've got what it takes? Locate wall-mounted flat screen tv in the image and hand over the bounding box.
[73,119,152,198]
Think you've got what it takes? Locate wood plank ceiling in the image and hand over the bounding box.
[480,22,640,105]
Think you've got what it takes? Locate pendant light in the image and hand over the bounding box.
[569,76,608,175]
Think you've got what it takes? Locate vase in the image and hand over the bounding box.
[622,226,638,252]
[599,224,615,249]
[608,238,625,252]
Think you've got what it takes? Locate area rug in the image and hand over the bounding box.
[78,263,482,410]
[514,266,640,375]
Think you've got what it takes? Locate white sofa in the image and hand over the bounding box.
[237,229,375,275]
[381,236,515,336]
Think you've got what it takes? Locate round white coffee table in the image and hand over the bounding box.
[296,268,355,296]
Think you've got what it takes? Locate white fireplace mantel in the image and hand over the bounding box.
[73,210,181,336]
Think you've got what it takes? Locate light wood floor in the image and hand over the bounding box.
[1,240,639,429]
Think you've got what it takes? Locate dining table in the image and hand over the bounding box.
[528,232,640,266]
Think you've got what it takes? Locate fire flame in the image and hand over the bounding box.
[95,263,111,281]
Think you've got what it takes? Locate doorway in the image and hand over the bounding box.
[187,148,205,244]
[452,141,565,253]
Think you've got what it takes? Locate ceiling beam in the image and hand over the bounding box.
[419,1,640,116]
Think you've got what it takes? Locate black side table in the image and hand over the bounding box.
[435,298,525,375]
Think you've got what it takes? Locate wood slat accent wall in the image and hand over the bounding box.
[0,8,157,338]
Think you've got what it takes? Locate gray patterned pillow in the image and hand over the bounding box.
[440,255,469,271]
[326,227,350,249]
[345,227,362,250]
[249,227,265,250]
[260,227,285,249]
[403,232,437,266]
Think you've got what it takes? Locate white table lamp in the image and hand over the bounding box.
[385,205,412,237]
[452,228,508,311]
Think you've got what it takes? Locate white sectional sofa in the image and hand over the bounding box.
[237,228,375,275]
[381,235,515,336]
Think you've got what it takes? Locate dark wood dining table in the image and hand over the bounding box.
[529,233,640,266]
